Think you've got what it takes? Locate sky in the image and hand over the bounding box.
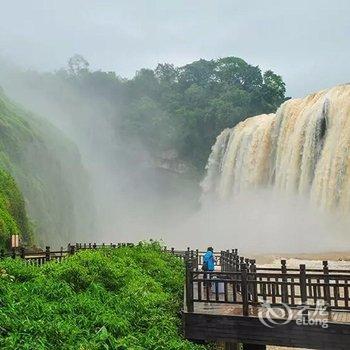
[1,0,350,97]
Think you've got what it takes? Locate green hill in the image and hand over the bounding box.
[0,88,95,247]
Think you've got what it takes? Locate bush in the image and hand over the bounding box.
[0,243,208,350]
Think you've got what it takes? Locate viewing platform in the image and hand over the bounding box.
[182,249,350,349]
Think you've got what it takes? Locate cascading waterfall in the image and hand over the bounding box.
[202,84,350,213]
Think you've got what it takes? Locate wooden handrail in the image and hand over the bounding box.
[185,257,350,316]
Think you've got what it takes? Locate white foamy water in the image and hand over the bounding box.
[203,84,350,213]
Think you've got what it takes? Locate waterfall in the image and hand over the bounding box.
[202,84,350,213]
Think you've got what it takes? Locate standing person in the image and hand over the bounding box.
[202,247,215,272]
[202,247,215,301]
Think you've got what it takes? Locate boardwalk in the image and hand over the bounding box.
[183,249,350,349]
[3,243,350,349]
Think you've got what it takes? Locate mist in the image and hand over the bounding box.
[0,58,201,246]
[170,190,350,254]
[1,58,350,255]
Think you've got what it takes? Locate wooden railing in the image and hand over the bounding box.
[5,242,348,319]
[0,242,137,266]
[0,243,228,268]
[185,254,350,316]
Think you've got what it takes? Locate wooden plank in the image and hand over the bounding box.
[183,312,350,349]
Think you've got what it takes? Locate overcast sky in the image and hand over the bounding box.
[1,0,349,97]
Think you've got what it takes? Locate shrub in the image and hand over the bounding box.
[0,243,208,350]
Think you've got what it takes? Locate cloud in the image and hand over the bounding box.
[1,0,350,96]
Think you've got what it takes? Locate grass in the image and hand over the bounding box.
[0,242,209,350]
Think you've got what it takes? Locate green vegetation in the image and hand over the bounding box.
[3,55,287,174]
[0,169,31,249]
[0,89,95,246]
[0,243,206,350]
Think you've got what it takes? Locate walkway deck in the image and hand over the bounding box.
[183,251,350,349]
[190,280,350,324]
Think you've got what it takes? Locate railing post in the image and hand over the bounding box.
[20,247,25,259]
[300,264,309,321]
[186,259,194,312]
[241,263,249,316]
[220,251,224,272]
[231,249,236,271]
[93,242,97,249]
[184,250,189,263]
[281,259,288,304]
[250,259,258,306]
[171,247,175,255]
[323,260,331,311]
[45,246,51,262]
[69,245,75,255]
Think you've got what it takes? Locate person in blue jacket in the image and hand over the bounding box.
[202,247,215,296]
[202,246,215,272]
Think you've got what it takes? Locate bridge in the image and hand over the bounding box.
[2,243,350,349]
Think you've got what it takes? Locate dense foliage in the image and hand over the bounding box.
[3,55,287,172]
[0,243,207,350]
[0,169,31,249]
[0,89,95,246]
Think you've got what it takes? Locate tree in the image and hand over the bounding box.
[262,70,287,107]
[155,63,178,85]
[215,57,263,90]
[67,54,90,76]
[17,55,287,174]
[177,59,216,88]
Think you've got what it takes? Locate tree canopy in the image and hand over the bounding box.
[9,56,288,173]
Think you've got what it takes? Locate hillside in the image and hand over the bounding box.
[0,169,31,249]
[0,88,95,247]
[0,243,207,350]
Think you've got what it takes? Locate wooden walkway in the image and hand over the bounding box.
[183,250,350,349]
[189,275,350,323]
